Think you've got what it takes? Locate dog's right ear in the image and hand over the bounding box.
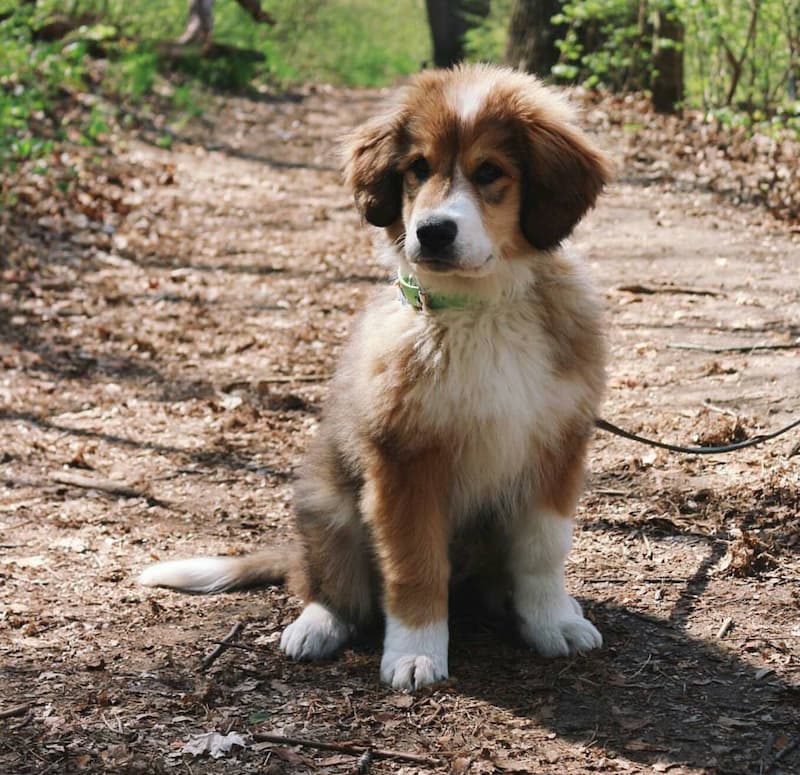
[343,110,405,228]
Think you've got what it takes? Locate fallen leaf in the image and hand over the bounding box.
[390,694,414,709]
[269,680,291,695]
[319,755,354,766]
[182,731,247,759]
[2,555,46,567]
[625,740,669,752]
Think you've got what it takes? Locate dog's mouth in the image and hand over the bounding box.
[413,256,460,273]
[410,252,496,277]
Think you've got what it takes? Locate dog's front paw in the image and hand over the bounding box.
[279,602,350,661]
[380,615,449,690]
[518,595,602,657]
[380,651,447,690]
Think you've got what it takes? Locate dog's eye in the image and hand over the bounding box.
[408,157,431,182]
[473,162,504,186]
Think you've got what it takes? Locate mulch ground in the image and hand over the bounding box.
[1,83,799,775]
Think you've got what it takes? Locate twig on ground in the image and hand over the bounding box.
[258,374,330,383]
[209,640,270,653]
[716,617,734,639]
[100,712,124,735]
[0,703,31,720]
[617,283,722,297]
[51,470,142,498]
[759,731,776,775]
[10,711,33,731]
[703,400,741,418]
[251,732,440,766]
[667,342,799,353]
[37,758,65,775]
[201,622,245,671]
[640,530,653,560]
[583,577,690,584]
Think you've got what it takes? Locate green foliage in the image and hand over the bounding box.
[552,0,681,92]
[556,0,800,115]
[0,6,88,165]
[51,0,430,88]
[463,0,512,61]
[465,0,799,123]
[0,0,430,165]
[683,0,799,113]
[111,47,159,98]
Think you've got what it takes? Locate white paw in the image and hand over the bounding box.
[380,616,449,691]
[381,652,447,690]
[519,595,602,657]
[279,602,350,661]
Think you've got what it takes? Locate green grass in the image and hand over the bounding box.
[33,0,431,87]
[0,0,431,165]
[260,0,430,87]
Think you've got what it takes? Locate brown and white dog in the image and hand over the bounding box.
[140,64,611,691]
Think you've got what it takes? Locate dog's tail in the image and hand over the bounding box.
[138,547,295,594]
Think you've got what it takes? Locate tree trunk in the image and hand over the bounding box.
[425,0,489,68]
[505,0,563,77]
[785,1,799,101]
[651,7,684,113]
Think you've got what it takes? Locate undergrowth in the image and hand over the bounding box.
[0,0,429,167]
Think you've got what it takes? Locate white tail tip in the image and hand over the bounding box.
[138,557,240,594]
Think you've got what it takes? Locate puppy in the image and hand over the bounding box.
[140,64,611,691]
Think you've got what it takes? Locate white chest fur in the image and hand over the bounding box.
[401,300,591,514]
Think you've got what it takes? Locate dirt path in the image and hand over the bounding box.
[2,85,799,775]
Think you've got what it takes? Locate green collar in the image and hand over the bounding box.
[397,272,480,311]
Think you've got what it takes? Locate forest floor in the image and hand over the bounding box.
[1,82,799,775]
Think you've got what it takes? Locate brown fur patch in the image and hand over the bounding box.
[535,420,594,517]
[361,445,453,627]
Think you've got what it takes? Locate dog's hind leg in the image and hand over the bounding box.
[280,444,377,662]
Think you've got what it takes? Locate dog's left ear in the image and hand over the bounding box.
[519,117,612,251]
[343,109,405,228]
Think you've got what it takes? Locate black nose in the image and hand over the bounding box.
[416,219,458,254]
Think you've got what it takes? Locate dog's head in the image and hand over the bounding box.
[344,65,611,279]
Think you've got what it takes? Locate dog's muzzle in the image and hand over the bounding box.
[414,218,459,270]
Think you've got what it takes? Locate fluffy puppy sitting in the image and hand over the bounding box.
[140,64,611,691]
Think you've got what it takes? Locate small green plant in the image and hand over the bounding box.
[0,6,91,164]
[84,103,111,142]
[111,46,159,98]
[463,0,512,62]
